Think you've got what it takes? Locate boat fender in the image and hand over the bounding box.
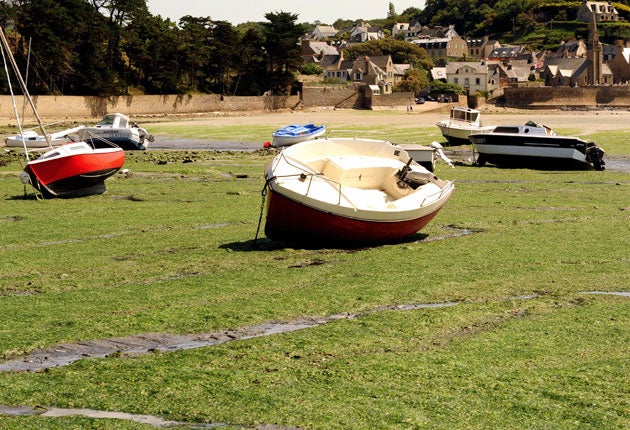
[19,171,31,185]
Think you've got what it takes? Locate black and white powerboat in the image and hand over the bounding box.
[468,121,605,170]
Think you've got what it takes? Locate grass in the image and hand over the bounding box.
[0,117,628,429]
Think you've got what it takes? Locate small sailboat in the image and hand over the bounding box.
[0,27,124,198]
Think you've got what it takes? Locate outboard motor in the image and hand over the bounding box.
[395,159,435,189]
[586,143,605,171]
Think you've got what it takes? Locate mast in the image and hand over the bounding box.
[0,27,52,149]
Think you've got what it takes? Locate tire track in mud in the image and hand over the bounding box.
[0,292,627,428]
[1,291,627,373]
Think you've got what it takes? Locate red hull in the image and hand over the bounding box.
[25,147,124,197]
[264,190,442,245]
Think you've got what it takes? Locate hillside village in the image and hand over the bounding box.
[300,0,630,101]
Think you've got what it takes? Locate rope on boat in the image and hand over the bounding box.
[254,176,275,247]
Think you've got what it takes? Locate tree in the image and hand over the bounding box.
[300,63,323,75]
[344,39,433,70]
[388,2,397,20]
[12,0,118,95]
[232,25,266,95]
[397,68,429,93]
[122,11,181,94]
[261,11,305,93]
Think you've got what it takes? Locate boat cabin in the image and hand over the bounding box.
[450,107,481,125]
[95,113,130,129]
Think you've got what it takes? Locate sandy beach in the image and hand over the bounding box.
[148,104,630,134]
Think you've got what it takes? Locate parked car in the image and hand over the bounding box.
[415,97,425,104]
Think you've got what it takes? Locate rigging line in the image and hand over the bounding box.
[20,37,31,120]
[0,27,52,149]
[0,37,28,160]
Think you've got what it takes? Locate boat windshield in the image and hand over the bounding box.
[452,108,478,123]
[97,114,127,128]
[97,115,116,126]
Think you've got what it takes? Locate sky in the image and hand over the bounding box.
[146,0,425,25]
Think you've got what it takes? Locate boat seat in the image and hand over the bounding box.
[320,156,401,189]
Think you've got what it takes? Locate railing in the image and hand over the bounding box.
[274,152,354,208]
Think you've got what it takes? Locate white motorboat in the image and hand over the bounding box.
[436,106,495,145]
[83,113,153,150]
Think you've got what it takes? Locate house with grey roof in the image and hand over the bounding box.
[541,58,612,86]
[487,45,527,61]
[301,40,340,64]
[309,25,338,40]
[413,35,468,59]
[348,22,384,43]
[548,40,587,59]
[322,55,408,94]
[444,61,501,94]
[577,1,619,22]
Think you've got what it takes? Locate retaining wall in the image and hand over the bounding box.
[504,86,630,109]
[0,93,301,119]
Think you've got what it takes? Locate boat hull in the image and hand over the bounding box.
[84,129,146,150]
[437,123,495,146]
[24,145,125,197]
[469,133,605,170]
[264,190,445,245]
[5,136,66,148]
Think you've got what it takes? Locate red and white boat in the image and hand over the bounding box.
[0,28,124,198]
[20,142,124,197]
[263,137,454,245]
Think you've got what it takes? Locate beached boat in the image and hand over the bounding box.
[263,137,454,245]
[271,123,326,147]
[468,121,605,170]
[0,27,125,198]
[20,142,125,197]
[436,106,495,145]
[83,113,153,150]
[4,125,85,148]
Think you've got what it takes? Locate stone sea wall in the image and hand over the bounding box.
[504,86,630,109]
[0,94,302,119]
[2,86,629,120]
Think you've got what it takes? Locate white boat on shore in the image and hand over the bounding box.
[271,123,326,147]
[436,106,495,145]
[83,113,153,150]
[468,121,605,170]
[263,137,454,246]
[4,125,85,148]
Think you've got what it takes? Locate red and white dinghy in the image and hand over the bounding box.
[263,137,454,246]
[21,142,125,198]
